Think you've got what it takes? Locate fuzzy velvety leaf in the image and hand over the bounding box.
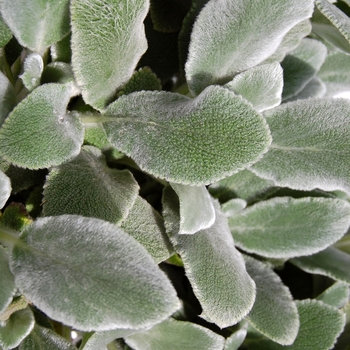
[50,34,71,63]
[224,325,248,350]
[41,62,76,86]
[281,38,327,100]
[125,318,225,350]
[185,0,314,95]
[229,197,350,259]
[286,77,326,101]
[104,86,271,185]
[120,196,173,263]
[0,0,70,54]
[0,246,15,314]
[0,170,11,210]
[163,187,256,328]
[10,215,180,331]
[0,307,34,349]
[246,300,345,350]
[43,146,139,224]
[0,83,84,169]
[291,247,350,284]
[244,256,299,345]
[0,71,16,126]
[0,15,11,48]
[317,281,350,309]
[19,325,77,350]
[71,0,149,110]
[20,53,43,91]
[251,98,350,194]
[225,62,283,112]
[222,199,247,217]
[170,183,215,234]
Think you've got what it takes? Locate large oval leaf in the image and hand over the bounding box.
[185,0,314,95]
[251,98,350,194]
[10,215,180,331]
[163,187,256,328]
[0,0,70,54]
[229,197,350,259]
[71,0,149,110]
[103,86,271,185]
[0,83,84,169]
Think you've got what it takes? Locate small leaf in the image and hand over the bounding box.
[229,197,350,259]
[222,199,247,217]
[170,183,215,234]
[43,146,139,224]
[225,62,283,112]
[103,86,271,185]
[19,325,77,350]
[10,215,180,331]
[0,246,15,314]
[0,307,34,350]
[291,247,350,284]
[224,324,248,350]
[317,281,350,309]
[50,34,71,63]
[120,196,173,263]
[185,0,314,95]
[251,98,350,194]
[0,71,16,126]
[281,38,327,100]
[0,0,70,54]
[163,187,256,328]
[244,256,300,345]
[125,318,225,350]
[20,53,43,91]
[41,62,76,86]
[0,170,11,210]
[71,0,149,110]
[0,83,84,169]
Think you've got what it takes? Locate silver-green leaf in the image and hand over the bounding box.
[316,281,350,309]
[229,197,350,259]
[225,62,283,112]
[0,246,15,315]
[222,199,247,217]
[125,318,225,350]
[20,53,43,91]
[103,86,271,185]
[224,324,248,350]
[0,71,16,126]
[251,98,350,194]
[244,256,300,345]
[185,0,314,95]
[70,0,149,110]
[10,215,180,331]
[163,187,256,328]
[0,83,84,169]
[0,0,70,54]
[0,170,11,210]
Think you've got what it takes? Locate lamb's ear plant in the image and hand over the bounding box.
[1,0,350,349]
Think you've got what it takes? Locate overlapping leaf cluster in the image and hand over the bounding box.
[0,0,350,349]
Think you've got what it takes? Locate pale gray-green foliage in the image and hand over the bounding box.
[0,83,84,169]
[0,14,11,48]
[43,146,139,224]
[246,300,345,350]
[222,199,247,217]
[10,215,180,331]
[317,50,350,97]
[70,0,149,110]
[224,324,248,350]
[225,62,283,112]
[291,247,350,284]
[316,282,350,309]
[0,307,34,350]
[19,325,77,350]
[0,71,16,126]
[170,183,215,234]
[19,53,43,91]
[312,0,350,54]
[251,98,350,194]
[104,86,271,185]
[185,0,314,95]
[0,0,70,54]
[286,77,326,101]
[163,187,256,328]
[50,34,71,63]
[244,256,299,345]
[41,62,76,86]
[125,318,225,350]
[263,20,312,63]
[0,170,11,210]
[281,38,327,100]
[0,246,15,314]
[229,197,350,259]
[209,169,275,204]
[120,196,173,264]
